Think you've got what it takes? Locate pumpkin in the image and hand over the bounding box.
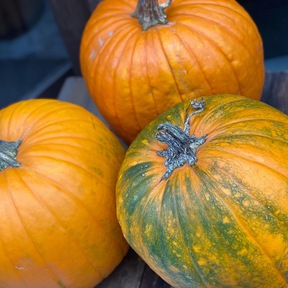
[80,0,265,144]
[116,94,288,287]
[0,99,129,288]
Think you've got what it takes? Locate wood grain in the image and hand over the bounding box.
[97,250,146,288]
[261,71,288,114]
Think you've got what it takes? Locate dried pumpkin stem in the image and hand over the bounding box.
[0,139,21,171]
[156,98,207,180]
[131,0,171,30]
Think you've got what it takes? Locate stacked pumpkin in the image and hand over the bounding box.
[0,100,129,287]
[1,0,287,288]
[116,95,288,287]
[80,0,265,144]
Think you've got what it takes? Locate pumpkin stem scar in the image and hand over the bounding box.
[156,98,207,180]
[0,139,21,171]
[131,0,171,31]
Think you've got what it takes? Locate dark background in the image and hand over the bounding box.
[238,0,288,59]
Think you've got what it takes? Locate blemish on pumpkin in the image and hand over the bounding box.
[198,257,206,265]
[14,265,24,270]
[223,216,230,224]
[91,166,104,177]
[144,224,152,235]
[98,37,104,47]
[172,240,179,248]
[165,21,176,28]
[89,50,96,60]
[170,265,180,273]
[222,188,231,196]
[234,192,241,198]
[193,245,201,253]
[237,248,247,256]
[172,251,182,258]
[265,214,273,221]
[167,226,175,235]
[242,199,250,207]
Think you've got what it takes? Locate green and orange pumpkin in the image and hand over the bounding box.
[0,99,129,288]
[116,94,288,287]
[80,0,265,144]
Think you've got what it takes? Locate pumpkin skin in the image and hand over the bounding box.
[116,94,288,287]
[80,0,265,144]
[0,99,129,288]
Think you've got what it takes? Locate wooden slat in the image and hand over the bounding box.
[140,266,172,288]
[97,249,146,288]
[57,77,95,113]
[261,71,288,114]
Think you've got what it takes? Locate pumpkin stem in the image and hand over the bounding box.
[131,0,171,30]
[156,98,207,180]
[0,139,21,171]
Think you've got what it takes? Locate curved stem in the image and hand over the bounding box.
[131,0,171,31]
[156,99,206,180]
[0,139,21,171]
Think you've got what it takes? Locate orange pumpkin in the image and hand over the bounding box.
[0,99,129,288]
[80,0,265,144]
[116,94,288,287]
